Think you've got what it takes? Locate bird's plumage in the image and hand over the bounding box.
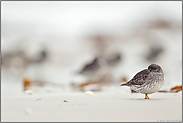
[128,69,150,85]
[120,69,150,86]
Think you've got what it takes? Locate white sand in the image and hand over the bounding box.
[1,92,182,122]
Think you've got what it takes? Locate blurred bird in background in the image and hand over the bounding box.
[77,57,101,77]
[146,44,164,62]
[105,52,122,67]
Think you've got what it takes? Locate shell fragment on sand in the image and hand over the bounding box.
[85,91,93,95]
[64,99,68,102]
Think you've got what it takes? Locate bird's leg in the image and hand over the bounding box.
[145,93,150,99]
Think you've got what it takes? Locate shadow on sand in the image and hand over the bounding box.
[130,98,162,100]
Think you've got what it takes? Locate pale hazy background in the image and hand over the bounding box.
[1,1,182,96]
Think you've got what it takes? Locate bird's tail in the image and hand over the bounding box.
[120,82,130,86]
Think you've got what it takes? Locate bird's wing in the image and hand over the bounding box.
[129,69,150,85]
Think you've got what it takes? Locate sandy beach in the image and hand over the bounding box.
[1,1,182,122]
[1,92,182,122]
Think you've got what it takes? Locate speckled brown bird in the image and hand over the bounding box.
[120,64,164,99]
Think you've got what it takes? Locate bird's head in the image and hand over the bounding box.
[148,64,162,72]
